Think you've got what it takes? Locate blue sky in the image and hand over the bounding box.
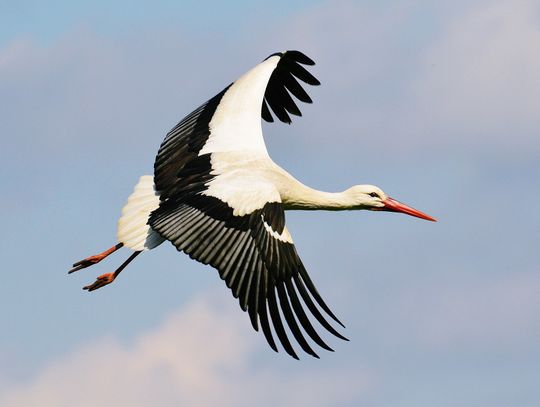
[1,0,539,406]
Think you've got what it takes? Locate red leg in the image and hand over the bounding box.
[83,251,141,292]
[69,243,123,274]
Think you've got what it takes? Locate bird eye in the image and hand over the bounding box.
[369,192,380,198]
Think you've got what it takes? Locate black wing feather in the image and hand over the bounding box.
[276,281,319,358]
[258,273,278,352]
[283,72,313,104]
[293,274,349,342]
[264,85,292,123]
[286,50,316,65]
[149,196,346,359]
[261,100,274,122]
[289,61,321,86]
[267,285,299,360]
[262,50,319,123]
[285,279,334,352]
[154,88,230,200]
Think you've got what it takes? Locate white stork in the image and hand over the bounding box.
[70,50,435,359]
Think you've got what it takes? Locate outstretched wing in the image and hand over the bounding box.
[149,179,346,359]
[150,51,342,358]
[153,50,319,201]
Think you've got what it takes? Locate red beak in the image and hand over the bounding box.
[381,197,437,222]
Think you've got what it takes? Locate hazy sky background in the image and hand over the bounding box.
[1,0,539,406]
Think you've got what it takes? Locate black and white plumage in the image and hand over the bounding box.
[70,50,435,359]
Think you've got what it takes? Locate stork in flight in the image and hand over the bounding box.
[70,50,435,359]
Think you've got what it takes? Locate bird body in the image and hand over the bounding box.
[117,156,389,251]
[71,50,435,359]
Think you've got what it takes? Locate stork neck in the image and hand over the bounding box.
[282,184,358,211]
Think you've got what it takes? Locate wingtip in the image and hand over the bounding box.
[264,51,284,61]
[286,50,316,66]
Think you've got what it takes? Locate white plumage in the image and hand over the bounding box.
[200,56,279,155]
[117,175,163,251]
[70,50,435,359]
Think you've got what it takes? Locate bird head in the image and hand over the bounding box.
[346,185,436,221]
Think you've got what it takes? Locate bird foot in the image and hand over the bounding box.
[69,243,123,274]
[69,255,106,274]
[83,273,115,292]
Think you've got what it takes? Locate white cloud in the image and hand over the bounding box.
[0,294,373,407]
